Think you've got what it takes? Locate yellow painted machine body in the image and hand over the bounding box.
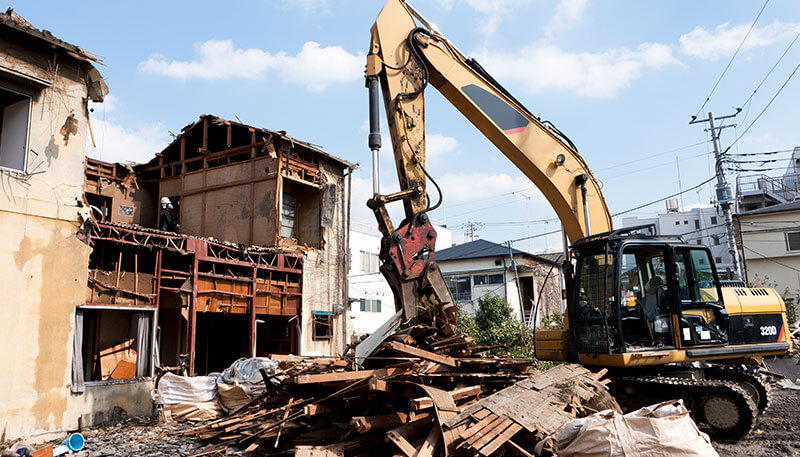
[536,287,793,367]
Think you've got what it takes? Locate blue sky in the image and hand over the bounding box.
[14,0,800,252]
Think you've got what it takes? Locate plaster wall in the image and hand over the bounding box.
[299,162,349,355]
[0,212,90,440]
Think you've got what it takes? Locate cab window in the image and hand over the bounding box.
[674,248,720,304]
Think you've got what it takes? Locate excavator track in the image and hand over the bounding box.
[611,375,759,441]
[704,365,771,414]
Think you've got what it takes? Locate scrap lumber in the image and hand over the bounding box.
[384,341,458,367]
[178,296,617,457]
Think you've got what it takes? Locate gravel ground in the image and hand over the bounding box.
[13,379,797,456]
[715,386,800,457]
[42,417,232,457]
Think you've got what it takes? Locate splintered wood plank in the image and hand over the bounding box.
[411,385,484,410]
[457,412,497,441]
[293,366,411,384]
[413,384,461,456]
[463,415,505,448]
[386,429,417,457]
[304,403,333,416]
[478,422,523,456]
[385,341,458,368]
[469,418,513,451]
[351,412,410,433]
[504,439,536,457]
[413,426,440,457]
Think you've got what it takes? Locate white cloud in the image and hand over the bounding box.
[139,40,364,92]
[474,41,679,98]
[437,171,535,204]
[545,0,588,36]
[680,20,800,60]
[87,119,170,165]
[427,133,458,159]
[281,0,328,12]
[451,0,533,40]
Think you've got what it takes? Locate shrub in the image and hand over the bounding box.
[456,294,535,358]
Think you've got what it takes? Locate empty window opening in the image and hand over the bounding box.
[77,309,154,382]
[313,312,332,340]
[281,180,322,247]
[194,313,250,374]
[255,315,297,356]
[0,87,31,172]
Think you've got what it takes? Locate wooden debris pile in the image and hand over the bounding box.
[182,327,618,456]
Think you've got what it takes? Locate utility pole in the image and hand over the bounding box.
[690,109,743,279]
[463,222,484,241]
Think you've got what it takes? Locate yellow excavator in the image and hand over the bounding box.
[365,0,793,440]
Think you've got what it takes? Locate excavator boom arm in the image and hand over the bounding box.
[366,0,612,323]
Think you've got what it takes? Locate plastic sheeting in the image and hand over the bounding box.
[217,357,282,412]
[156,358,283,421]
[553,400,719,457]
[157,373,218,404]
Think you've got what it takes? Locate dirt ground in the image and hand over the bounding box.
[715,386,800,457]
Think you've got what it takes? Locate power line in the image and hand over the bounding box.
[509,229,562,244]
[739,26,800,124]
[743,245,800,273]
[727,148,795,157]
[694,0,770,117]
[723,60,800,155]
[613,176,717,217]
[595,140,710,172]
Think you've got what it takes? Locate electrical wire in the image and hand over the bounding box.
[727,149,794,157]
[595,140,710,172]
[743,245,800,273]
[723,60,800,155]
[694,0,770,118]
[612,176,717,217]
[739,26,800,125]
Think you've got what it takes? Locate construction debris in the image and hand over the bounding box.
[170,325,618,456]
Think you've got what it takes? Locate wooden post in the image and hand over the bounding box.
[189,254,199,375]
[249,129,256,246]
[201,117,209,236]
[114,251,122,304]
[134,253,139,306]
[250,266,258,357]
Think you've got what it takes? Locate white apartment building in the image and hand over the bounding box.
[348,223,453,336]
[622,203,734,276]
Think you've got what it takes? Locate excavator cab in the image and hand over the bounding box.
[567,225,730,358]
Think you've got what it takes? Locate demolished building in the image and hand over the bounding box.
[0,8,356,439]
[82,115,355,380]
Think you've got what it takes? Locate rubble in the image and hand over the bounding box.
[169,323,618,456]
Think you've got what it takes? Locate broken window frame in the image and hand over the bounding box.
[312,311,333,340]
[281,192,297,240]
[75,306,156,387]
[0,85,32,173]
